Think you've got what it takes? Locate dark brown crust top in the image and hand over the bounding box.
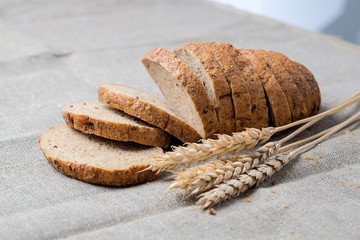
[207,42,252,132]
[39,125,158,187]
[255,49,308,121]
[270,51,317,118]
[142,48,219,138]
[174,41,235,134]
[232,49,269,130]
[240,49,292,127]
[62,103,171,148]
[98,84,202,143]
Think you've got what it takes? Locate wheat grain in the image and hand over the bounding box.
[170,114,323,194]
[149,92,360,173]
[196,153,291,209]
[150,127,276,173]
[169,141,281,195]
[196,111,360,209]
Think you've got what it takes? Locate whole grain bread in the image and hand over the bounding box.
[174,41,235,134]
[141,48,219,138]
[98,83,202,143]
[207,42,252,132]
[39,125,162,186]
[62,102,171,147]
[255,49,307,121]
[240,49,292,127]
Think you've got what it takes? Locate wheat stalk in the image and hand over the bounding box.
[150,92,360,173]
[196,111,360,209]
[169,116,321,194]
[151,127,276,173]
[169,141,281,194]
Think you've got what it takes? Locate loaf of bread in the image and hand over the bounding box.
[40,41,321,187]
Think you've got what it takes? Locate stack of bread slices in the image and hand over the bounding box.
[39,41,321,186]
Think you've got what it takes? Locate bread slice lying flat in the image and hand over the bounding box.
[142,48,219,138]
[98,83,202,143]
[62,102,171,147]
[39,125,162,186]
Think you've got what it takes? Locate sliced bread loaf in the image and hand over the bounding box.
[98,83,202,143]
[39,125,162,186]
[240,49,292,127]
[173,41,235,134]
[141,48,219,138]
[62,102,171,147]
[207,42,252,131]
[254,49,308,121]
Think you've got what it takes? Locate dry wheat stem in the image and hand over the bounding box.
[196,111,360,209]
[149,91,360,173]
[170,117,322,194]
[276,91,360,132]
[279,119,355,152]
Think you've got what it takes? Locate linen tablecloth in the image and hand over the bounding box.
[0,0,359,239]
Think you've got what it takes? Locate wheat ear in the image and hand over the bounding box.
[169,116,321,194]
[196,111,360,209]
[150,92,360,173]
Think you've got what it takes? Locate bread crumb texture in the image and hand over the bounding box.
[39,125,162,186]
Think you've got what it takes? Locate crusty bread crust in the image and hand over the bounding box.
[174,42,235,134]
[240,49,292,127]
[289,60,321,114]
[62,102,171,148]
[98,83,202,143]
[270,51,317,118]
[232,49,269,129]
[39,125,159,186]
[255,49,308,121]
[207,42,252,132]
[142,48,219,138]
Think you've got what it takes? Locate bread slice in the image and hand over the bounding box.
[62,102,171,148]
[206,42,252,131]
[230,49,269,130]
[254,49,308,121]
[173,41,235,134]
[141,48,218,138]
[98,83,202,143]
[270,51,316,118]
[239,49,292,127]
[39,125,162,186]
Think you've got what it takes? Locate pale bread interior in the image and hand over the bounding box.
[174,49,217,108]
[40,125,163,170]
[129,62,205,137]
